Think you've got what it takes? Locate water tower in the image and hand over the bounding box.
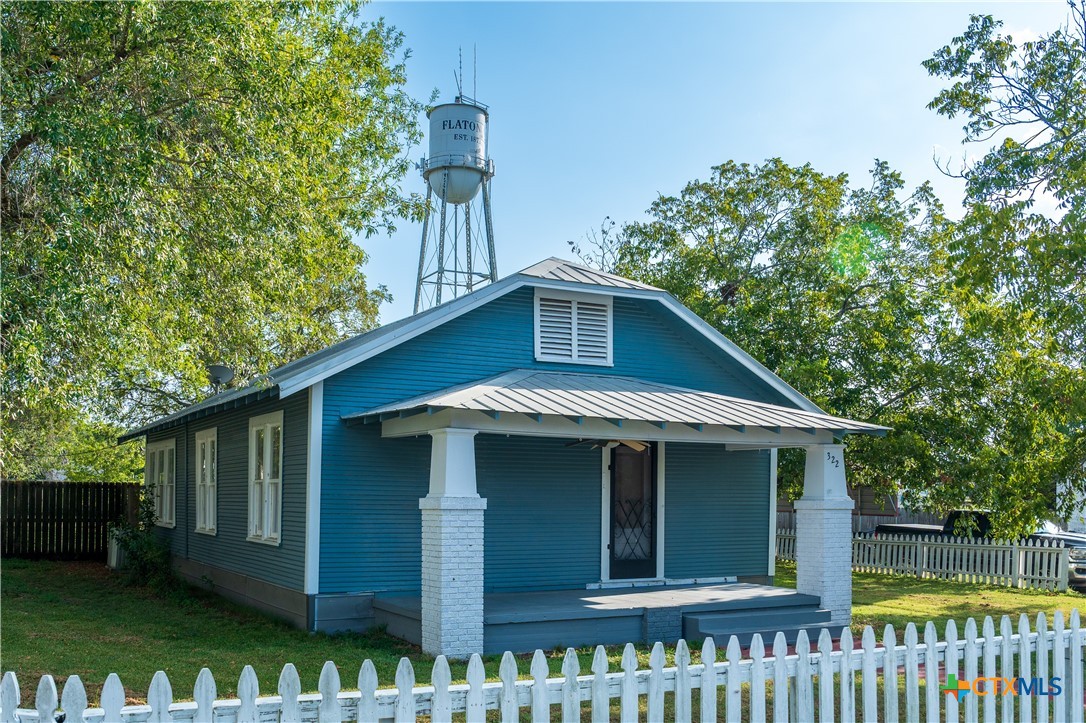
[413,94,497,313]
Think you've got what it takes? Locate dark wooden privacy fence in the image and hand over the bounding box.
[1,480,140,560]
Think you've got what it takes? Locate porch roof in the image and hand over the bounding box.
[343,369,888,436]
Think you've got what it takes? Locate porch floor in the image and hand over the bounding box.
[373,582,838,654]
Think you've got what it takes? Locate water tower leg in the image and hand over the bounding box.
[482,180,497,281]
[465,201,473,292]
[414,185,434,314]
[436,174,449,305]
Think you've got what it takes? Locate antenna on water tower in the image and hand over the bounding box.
[413,51,497,313]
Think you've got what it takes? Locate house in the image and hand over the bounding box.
[120,258,887,658]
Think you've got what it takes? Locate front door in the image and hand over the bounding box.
[609,443,657,579]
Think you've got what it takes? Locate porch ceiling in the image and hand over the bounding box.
[342,369,888,444]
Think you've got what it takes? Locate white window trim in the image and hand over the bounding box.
[145,439,176,529]
[194,427,218,536]
[534,288,614,366]
[248,410,284,546]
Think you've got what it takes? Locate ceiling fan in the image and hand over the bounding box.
[565,439,648,453]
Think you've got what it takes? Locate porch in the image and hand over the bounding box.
[343,369,887,657]
[372,582,841,654]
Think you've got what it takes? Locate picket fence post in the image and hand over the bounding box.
[1070,609,1083,723]
[430,656,451,723]
[531,649,550,722]
[818,628,834,722]
[1036,613,1049,723]
[726,635,742,723]
[674,638,691,723]
[196,667,218,722]
[701,636,718,723]
[500,650,518,723]
[0,672,18,723]
[883,624,899,723]
[561,647,580,723]
[945,619,960,723]
[1053,610,1067,723]
[590,645,609,723]
[749,634,767,723]
[1000,615,1014,723]
[619,643,638,723]
[648,641,665,723]
[983,616,998,723]
[358,659,379,723]
[1012,541,1022,588]
[394,656,415,723]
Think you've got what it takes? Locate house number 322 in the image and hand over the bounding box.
[826,451,841,468]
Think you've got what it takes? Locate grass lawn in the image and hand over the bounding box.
[2,558,1084,706]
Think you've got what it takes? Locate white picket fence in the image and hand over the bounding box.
[4,610,1085,722]
[776,529,1071,591]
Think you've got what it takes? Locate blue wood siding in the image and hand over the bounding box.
[475,434,601,592]
[316,423,430,593]
[319,286,782,594]
[664,445,771,579]
[147,392,308,591]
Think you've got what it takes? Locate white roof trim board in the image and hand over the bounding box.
[121,258,829,441]
[344,369,888,436]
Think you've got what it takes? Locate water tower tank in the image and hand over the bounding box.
[424,101,489,204]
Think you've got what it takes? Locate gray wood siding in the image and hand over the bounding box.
[148,392,308,591]
[664,445,771,579]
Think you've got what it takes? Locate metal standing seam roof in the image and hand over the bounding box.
[518,257,662,291]
[344,369,889,435]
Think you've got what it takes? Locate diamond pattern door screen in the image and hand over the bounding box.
[609,444,656,579]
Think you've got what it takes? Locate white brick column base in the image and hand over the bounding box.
[796,444,854,627]
[795,498,853,625]
[419,494,487,658]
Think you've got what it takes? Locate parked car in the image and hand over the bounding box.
[873,509,991,538]
[873,510,1086,591]
[1034,521,1086,592]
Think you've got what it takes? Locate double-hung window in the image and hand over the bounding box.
[248,411,283,544]
[145,439,176,528]
[194,427,217,534]
[534,289,613,365]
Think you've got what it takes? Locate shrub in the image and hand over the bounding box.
[109,483,181,596]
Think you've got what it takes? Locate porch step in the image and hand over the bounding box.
[683,605,837,647]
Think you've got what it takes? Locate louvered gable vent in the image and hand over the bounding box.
[534,291,613,365]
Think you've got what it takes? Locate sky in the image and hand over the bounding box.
[360,1,1069,323]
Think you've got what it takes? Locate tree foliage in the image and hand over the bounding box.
[582,154,1084,536]
[923,3,1086,361]
[922,2,1086,525]
[575,4,1086,535]
[1,1,423,478]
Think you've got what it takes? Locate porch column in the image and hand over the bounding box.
[419,428,486,658]
[794,444,854,626]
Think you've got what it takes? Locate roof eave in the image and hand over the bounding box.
[117,386,279,444]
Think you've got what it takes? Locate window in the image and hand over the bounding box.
[195,428,217,534]
[145,439,176,528]
[248,411,283,544]
[534,289,613,365]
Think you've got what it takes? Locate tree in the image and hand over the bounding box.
[1,2,424,478]
[596,157,1084,536]
[922,2,1086,523]
[923,2,1086,361]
